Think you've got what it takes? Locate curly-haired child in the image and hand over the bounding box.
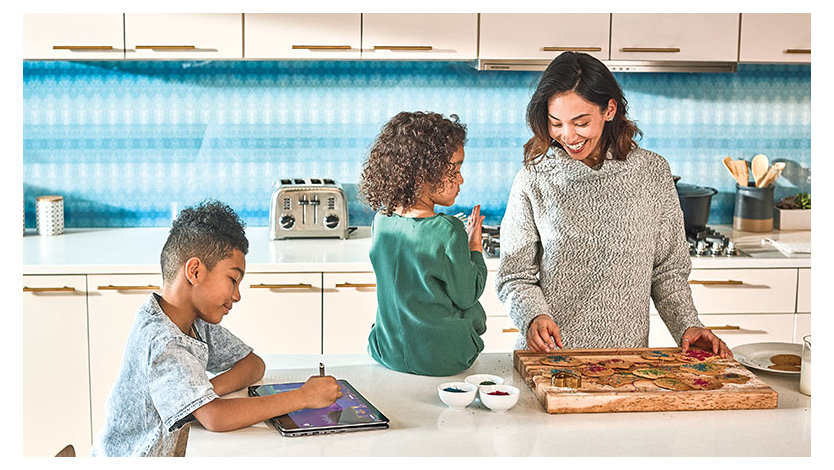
[359,111,487,376]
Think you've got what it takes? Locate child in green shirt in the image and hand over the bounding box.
[358,111,487,376]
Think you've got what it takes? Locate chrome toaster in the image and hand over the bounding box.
[269,178,350,240]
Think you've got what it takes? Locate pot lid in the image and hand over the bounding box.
[676,183,717,198]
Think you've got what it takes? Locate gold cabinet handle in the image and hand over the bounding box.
[784,48,811,54]
[335,282,377,288]
[23,286,76,292]
[373,45,433,51]
[250,283,315,289]
[135,45,197,50]
[688,280,744,286]
[292,45,352,50]
[621,47,681,53]
[542,46,602,52]
[502,328,520,333]
[52,45,115,51]
[706,325,741,331]
[98,285,160,291]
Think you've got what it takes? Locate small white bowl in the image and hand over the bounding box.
[464,373,505,392]
[437,381,477,409]
[479,385,520,412]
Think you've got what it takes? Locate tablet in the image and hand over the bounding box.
[248,380,390,437]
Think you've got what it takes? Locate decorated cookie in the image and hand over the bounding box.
[581,365,615,377]
[541,355,583,367]
[598,372,639,388]
[654,377,691,391]
[640,350,676,361]
[770,354,801,366]
[681,376,723,390]
[680,362,725,376]
[715,373,751,384]
[600,358,632,369]
[675,349,719,363]
[632,368,671,379]
[768,363,801,372]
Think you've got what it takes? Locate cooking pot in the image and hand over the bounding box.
[674,177,717,235]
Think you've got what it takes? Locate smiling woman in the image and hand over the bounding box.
[496,52,733,358]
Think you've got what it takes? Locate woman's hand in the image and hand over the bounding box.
[526,314,564,353]
[681,326,734,359]
[466,204,486,252]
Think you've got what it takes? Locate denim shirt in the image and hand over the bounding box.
[91,293,253,456]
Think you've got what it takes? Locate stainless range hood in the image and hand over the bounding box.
[475,59,737,73]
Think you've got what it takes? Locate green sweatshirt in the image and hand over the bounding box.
[367,212,488,376]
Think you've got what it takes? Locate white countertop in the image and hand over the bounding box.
[186,353,811,457]
[22,225,810,274]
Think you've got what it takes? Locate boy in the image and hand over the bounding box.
[91,200,341,456]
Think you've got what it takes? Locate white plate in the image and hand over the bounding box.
[731,342,803,375]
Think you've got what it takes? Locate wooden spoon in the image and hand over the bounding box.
[751,154,769,185]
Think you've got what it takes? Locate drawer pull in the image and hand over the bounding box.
[621,47,681,53]
[688,280,744,286]
[335,282,376,288]
[250,283,314,289]
[542,46,603,52]
[373,45,433,51]
[53,45,115,51]
[502,328,520,333]
[135,45,197,51]
[292,45,352,50]
[706,325,741,331]
[784,48,811,54]
[23,286,76,292]
[98,285,159,291]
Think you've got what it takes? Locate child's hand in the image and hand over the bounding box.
[466,205,486,252]
[299,375,342,409]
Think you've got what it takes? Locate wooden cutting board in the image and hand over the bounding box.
[514,347,777,414]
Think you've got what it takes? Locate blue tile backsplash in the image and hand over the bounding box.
[23,60,810,228]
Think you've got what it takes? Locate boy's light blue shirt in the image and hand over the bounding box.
[91,293,253,456]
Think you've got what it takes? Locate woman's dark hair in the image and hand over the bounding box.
[160,200,249,284]
[524,52,642,167]
[359,111,467,215]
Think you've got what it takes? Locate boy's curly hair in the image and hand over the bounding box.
[359,111,467,214]
[160,200,249,284]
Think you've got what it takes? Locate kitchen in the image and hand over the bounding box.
[21,12,813,458]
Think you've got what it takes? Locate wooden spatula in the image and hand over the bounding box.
[722,156,739,184]
[731,160,749,187]
[758,162,786,188]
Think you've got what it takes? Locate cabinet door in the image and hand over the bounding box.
[362,14,477,60]
[739,13,810,63]
[686,268,798,314]
[125,13,243,59]
[322,273,377,354]
[244,14,361,59]
[221,273,322,355]
[650,313,795,349]
[483,315,521,353]
[87,274,163,435]
[797,268,810,313]
[795,313,811,344]
[611,14,739,61]
[23,275,91,457]
[23,13,125,60]
[479,14,610,61]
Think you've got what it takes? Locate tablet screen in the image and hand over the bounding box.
[250,380,387,430]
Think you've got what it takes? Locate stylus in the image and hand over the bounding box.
[319,362,325,376]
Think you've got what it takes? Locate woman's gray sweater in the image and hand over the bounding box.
[496,146,703,349]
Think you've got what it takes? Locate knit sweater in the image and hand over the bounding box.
[495,145,703,350]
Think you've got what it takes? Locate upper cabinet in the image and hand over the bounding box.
[479,14,610,62]
[244,14,361,59]
[124,14,243,60]
[23,14,125,60]
[362,14,477,60]
[739,13,811,63]
[610,14,740,62]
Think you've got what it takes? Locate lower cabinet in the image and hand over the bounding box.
[322,272,377,354]
[23,275,91,457]
[650,313,796,349]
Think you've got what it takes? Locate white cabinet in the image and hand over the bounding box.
[685,268,798,314]
[244,14,361,59]
[610,14,739,62]
[322,272,377,354]
[649,313,795,349]
[23,13,125,60]
[23,275,91,457]
[222,273,323,355]
[87,274,162,434]
[362,14,478,60]
[479,14,610,62]
[796,268,810,313]
[125,14,243,59]
[739,13,811,63]
[483,315,521,353]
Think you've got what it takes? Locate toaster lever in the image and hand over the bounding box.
[298,194,309,225]
[310,195,320,224]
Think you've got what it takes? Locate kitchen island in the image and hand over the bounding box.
[186,353,811,457]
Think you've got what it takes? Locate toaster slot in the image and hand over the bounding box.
[310,178,322,184]
[280,178,292,185]
[323,178,335,184]
[294,178,305,184]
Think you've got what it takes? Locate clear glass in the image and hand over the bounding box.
[799,334,811,396]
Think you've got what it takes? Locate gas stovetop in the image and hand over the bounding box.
[481,225,745,259]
